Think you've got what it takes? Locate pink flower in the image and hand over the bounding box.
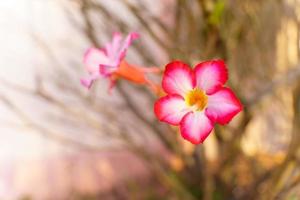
[81,32,140,89]
[154,60,242,144]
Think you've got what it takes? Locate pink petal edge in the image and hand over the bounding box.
[117,32,140,61]
[180,111,214,144]
[83,48,110,74]
[154,94,190,125]
[80,77,94,89]
[194,60,228,95]
[205,87,243,125]
[162,61,195,97]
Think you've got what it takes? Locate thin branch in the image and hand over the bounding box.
[121,0,171,52]
[274,168,300,199]
[0,94,116,152]
[246,65,300,106]
[80,0,100,47]
[117,83,176,151]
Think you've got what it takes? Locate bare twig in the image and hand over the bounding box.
[267,80,300,199]
[0,94,116,152]
[246,65,300,106]
[117,84,177,151]
[121,0,171,52]
[274,168,300,199]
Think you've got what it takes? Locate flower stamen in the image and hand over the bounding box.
[185,88,208,111]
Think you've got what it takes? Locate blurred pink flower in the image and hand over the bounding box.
[81,32,140,89]
[154,60,242,144]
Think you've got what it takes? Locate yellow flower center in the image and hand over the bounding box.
[185,88,208,111]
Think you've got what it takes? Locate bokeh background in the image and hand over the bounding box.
[0,0,300,199]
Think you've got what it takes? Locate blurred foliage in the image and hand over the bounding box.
[2,0,300,199]
[208,0,225,26]
[43,0,300,199]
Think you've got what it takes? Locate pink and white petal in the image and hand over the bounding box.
[83,48,110,73]
[99,64,118,76]
[80,74,99,89]
[117,32,140,61]
[99,47,107,56]
[80,78,93,89]
[105,42,113,58]
[105,33,121,59]
[194,60,228,94]
[112,32,122,48]
[162,61,194,96]
[107,32,122,58]
[154,94,190,125]
[180,111,214,144]
[205,87,243,125]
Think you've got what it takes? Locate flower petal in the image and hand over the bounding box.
[112,32,123,51]
[117,32,140,61]
[80,78,93,89]
[180,111,214,144]
[162,61,194,96]
[101,32,139,76]
[80,73,100,89]
[106,32,122,58]
[194,60,228,94]
[205,87,243,124]
[154,94,190,125]
[83,48,110,74]
[99,64,118,76]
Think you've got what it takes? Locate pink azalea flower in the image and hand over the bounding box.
[81,32,140,89]
[154,60,243,144]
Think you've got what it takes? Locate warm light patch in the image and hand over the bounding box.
[185,88,208,110]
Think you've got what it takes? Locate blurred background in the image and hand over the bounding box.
[0,0,300,199]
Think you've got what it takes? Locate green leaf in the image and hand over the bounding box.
[208,0,225,26]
